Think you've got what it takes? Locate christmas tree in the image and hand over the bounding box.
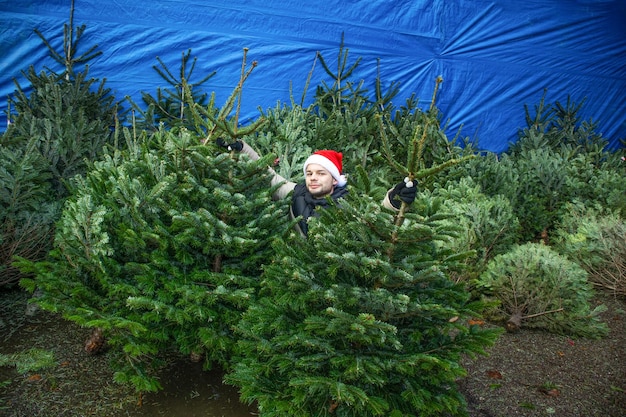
[18,49,290,392]
[227,187,499,417]
[2,0,120,285]
[19,126,291,391]
[226,78,500,416]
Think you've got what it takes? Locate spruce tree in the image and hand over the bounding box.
[18,126,291,392]
[226,78,500,416]
[3,1,121,199]
[1,1,120,285]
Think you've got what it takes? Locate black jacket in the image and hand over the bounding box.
[290,183,348,236]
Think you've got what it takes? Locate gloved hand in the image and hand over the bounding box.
[216,137,243,152]
[389,177,417,209]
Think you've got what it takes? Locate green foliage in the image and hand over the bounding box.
[9,69,117,194]
[4,33,120,199]
[18,127,291,392]
[456,94,625,242]
[5,26,623,412]
[227,77,500,416]
[553,202,626,297]
[562,153,626,217]
[0,6,122,286]
[510,92,609,158]
[33,0,102,80]
[307,35,399,175]
[478,243,608,339]
[512,147,569,238]
[0,146,60,285]
[247,103,314,187]
[129,48,269,152]
[227,193,500,417]
[129,49,217,133]
[251,44,474,195]
[432,177,520,283]
[454,152,517,203]
[0,348,56,374]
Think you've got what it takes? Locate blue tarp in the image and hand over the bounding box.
[1,0,624,152]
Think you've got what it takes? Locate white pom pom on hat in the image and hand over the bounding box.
[303,150,347,187]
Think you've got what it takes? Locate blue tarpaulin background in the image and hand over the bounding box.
[1,0,624,152]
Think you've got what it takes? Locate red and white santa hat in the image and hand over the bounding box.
[303,150,347,187]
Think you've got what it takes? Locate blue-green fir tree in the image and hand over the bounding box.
[18,125,291,392]
[226,77,501,417]
[18,44,287,392]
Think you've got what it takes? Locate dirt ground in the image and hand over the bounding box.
[458,294,626,417]
[1,287,624,417]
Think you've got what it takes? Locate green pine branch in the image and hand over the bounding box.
[34,0,102,80]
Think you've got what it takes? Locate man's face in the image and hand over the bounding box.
[305,163,337,198]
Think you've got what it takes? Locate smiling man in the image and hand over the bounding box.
[217,139,415,237]
[284,150,349,236]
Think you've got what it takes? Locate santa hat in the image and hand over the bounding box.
[303,150,347,187]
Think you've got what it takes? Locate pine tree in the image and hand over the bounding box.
[1,1,119,285]
[226,78,500,417]
[3,0,121,198]
[18,126,291,392]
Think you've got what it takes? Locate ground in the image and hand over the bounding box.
[1,287,624,417]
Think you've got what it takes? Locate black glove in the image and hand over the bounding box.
[389,177,417,209]
[216,137,243,152]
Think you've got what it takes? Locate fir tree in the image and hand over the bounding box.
[1,0,119,285]
[226,78,500,417]
[129,49,216,133]
[18,126,291,392]
[309,34,400,175]
[3,0,121,198]
[0,147,59,285]
[227,185,499,417]
[18,46,289,392]
[478,243,608,338]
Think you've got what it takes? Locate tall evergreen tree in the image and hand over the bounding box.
[18,126,291,392]
[1,0,121,285]
[227,186,499,417]
[226,79,500,416]
[3,0,121,199]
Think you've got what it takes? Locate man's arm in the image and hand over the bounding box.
[218,139,296,200]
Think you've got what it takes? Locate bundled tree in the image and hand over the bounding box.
[226,79,500,417]
[553,202,626,298]
[477,242,608,338]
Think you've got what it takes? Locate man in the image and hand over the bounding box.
[217,139,416,236]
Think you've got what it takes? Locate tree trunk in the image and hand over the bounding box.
[506,312,523,332]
